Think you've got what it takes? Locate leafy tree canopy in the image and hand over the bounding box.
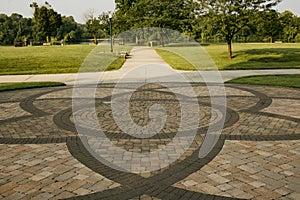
[115,0,197,34]
[30,1,62,43]
[197,0,282,58]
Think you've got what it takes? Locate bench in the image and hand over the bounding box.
[118,51,129,59]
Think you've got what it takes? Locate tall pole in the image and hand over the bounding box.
[109,13,113,53]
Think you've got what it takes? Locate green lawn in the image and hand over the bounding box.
[0,82,65,92]
[0,45,132,75]
[226,74,300,88]
[155,48,196,70]
[156,43,300,70]
[1,43,299,74]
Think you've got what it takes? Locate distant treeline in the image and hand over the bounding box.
[0,1,300,46]
[0,13,94,46]
[197,10,300,44]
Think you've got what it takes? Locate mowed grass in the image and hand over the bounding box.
[1,43,299,74]
[226,74,300,88]
[0,82,65,92]
[155,48,196,70]
[156,43,300,70]
[0,45,132,75]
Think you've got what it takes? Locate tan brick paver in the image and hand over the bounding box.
[175,140,300,199]
[0,144,120,199]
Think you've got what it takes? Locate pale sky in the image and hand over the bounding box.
[0,0,299,24]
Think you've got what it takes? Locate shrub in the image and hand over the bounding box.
[14,42,23,47]
[32,41,43,46]
[51,41,62,45]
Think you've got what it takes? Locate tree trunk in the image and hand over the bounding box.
[93,34,97,45]
[160,32,165,47]
[159,27,165,47]
[201,31,205,43]
[227,40,232,59]
[161,35,165,47]
[136,34,139,46]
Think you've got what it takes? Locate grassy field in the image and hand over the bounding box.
[156,43,300,70]
[0,45,132,75]
[0,43,299,74]
[226,74,300,88]
[0,82,65,92]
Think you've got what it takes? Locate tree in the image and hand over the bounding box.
[193,15,220,43]
[56,16,82,43]
[256,10,282,43]
[86,18,101,44]
[115,0,197,45]
[115,0,138,32]
[0,14,13,45]
[30,1,62,43]
[0,13,33,46]
[198,0,281,59]
[84,10,101,44]
[98,12,113,38]
[280,11,300,42]
[0,10,87,46]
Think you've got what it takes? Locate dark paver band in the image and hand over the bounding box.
[0,137,72,144]
[66,135,239,200]
[20,88,69,116]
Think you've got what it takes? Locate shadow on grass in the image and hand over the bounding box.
[224,48,300,70]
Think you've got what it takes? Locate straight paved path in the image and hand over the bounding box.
[0,46,299,84]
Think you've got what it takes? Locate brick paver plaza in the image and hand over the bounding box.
[0,47,299,199]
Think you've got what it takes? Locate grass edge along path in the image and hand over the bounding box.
[0,82,66,92]
[155,48,197,70]
[226,74,300,89]
[105,57,126,71]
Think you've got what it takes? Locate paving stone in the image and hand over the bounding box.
[196,182,221,194]
[174,140,300,200]
[49,191,73,200]
[216,183,233,191]
[0,182,17,194]
[288,192,300,200]
[31,193,54,200]
[274,188,291,196]
[13,181,39,193]
[41,182,67,193]
[30,171,53,181]
[3,192,25,200]
[253,187,282,199]
[73,174,89,180]
[237,164,261,174]
[207,174,230,184]
[73,188,91,196]
[248,181,266,188]
[64,179,86,191]
[0,143,120,199]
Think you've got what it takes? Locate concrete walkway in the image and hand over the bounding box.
[0,46,299,85]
